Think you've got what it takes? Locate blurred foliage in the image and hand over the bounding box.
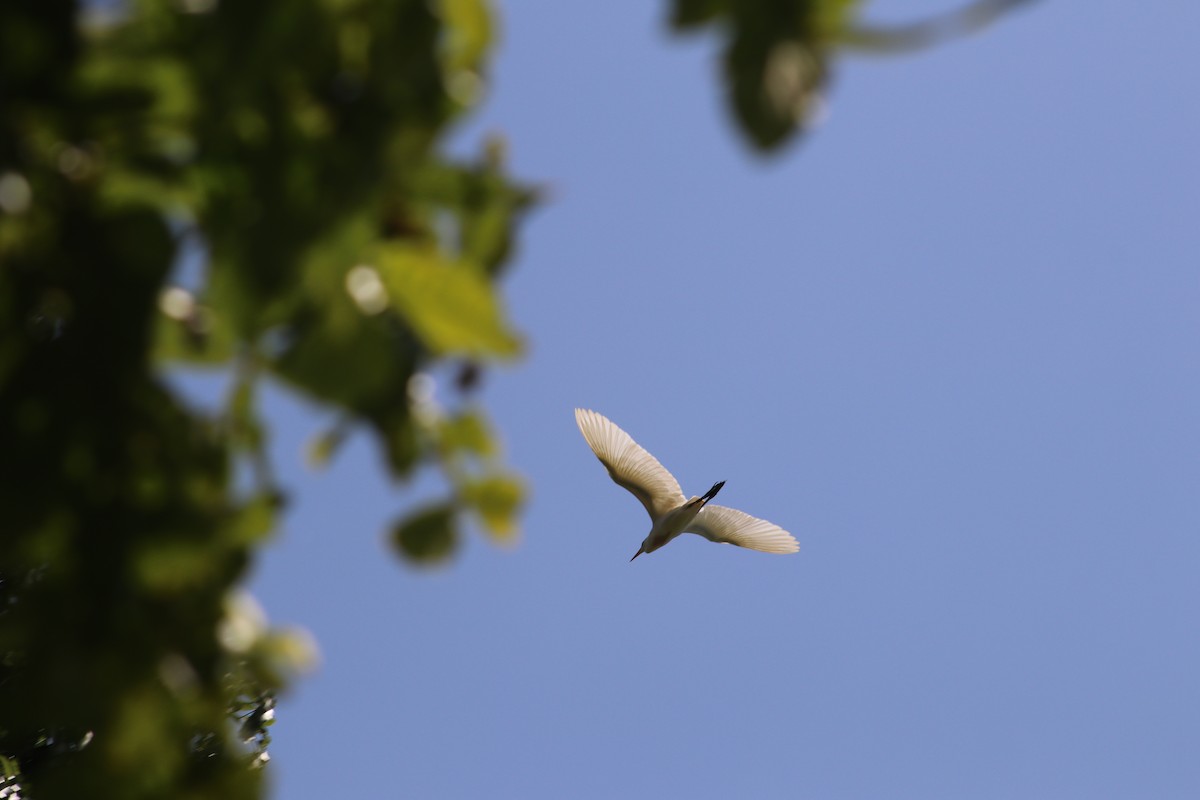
[1,0,528,796]
[669,0,1035,150]
[0,0,1032,796]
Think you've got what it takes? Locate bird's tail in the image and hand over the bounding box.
[684,480,725,511]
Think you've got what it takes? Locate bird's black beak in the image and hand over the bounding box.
[630,548,643,562]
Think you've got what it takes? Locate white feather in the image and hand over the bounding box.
[575,408,799,559]
[685,505,799,554]
[574,408,685,520]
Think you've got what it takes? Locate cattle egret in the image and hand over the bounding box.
[574,408,799,560]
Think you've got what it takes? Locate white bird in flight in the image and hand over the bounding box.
[574,408,798,561]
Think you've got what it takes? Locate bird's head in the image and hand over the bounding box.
[631,534,658,561]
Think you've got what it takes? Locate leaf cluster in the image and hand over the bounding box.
[1,0,527,796]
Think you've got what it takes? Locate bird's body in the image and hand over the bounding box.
[574,408,798,560]
[636,479,726,559]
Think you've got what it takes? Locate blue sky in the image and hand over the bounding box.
[243,2,1199,797]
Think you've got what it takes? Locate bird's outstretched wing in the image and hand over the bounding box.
[685,505,798,554]
[575,408,686,521]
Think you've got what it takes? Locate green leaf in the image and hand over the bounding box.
[436,410,495,459]
[134,540,223,594]
[673,0,863,151]
[153,290,237,365]
[373,246,522,359]
[409,153,540,275]
[224,493,280,547]
[227,363,267,457]
[390,503,458,563]
[725,27,826,150]
[438,0,493,72]
[306,421,349,469]
[670,0,727,29]
[461,472,524,541]
[372,406,422,476]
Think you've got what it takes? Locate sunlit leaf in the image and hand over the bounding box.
[252,628,320,681]
[134,540,223,594]
[439,0,493,71]
[436,410,494,459]
[373,245,522,359]
[224,493,280,547]
[408,154,539,275]
[461,472,524,541]
[153,291,236,365]
[306,422,349,469]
